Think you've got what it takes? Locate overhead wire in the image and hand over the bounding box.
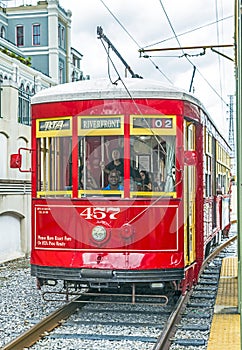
[99,0,231,107]
[96,0,231,205]
[158,0,196,92]
[99,33,168,156]
[142,15,233,49]
[99,0,173,84]
[98,0,191,199]
[96,40,179,219]
[158,0,230,106]
[215,0,223,100]
[215,0,229,118]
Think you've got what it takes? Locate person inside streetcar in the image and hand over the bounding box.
[102,148,124,178]
[102,169,124,191]
[140,170,152,191]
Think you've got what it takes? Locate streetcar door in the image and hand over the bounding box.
[184,121,196,264]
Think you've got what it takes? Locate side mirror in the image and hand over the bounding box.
[184,150,197,166]
[10,154,22,169]
[10,148,32,172]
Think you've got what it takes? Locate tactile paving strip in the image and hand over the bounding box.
[207,257,240,350]
[207,314,240,350]
[216,257,238,307]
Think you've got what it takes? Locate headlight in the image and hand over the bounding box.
[121,223,133,239]
[92,226,107,242]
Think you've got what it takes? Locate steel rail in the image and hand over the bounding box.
[1,296,84,350]
[152,290,192,350]
[199,234,237,278]
[2,235,237,350]
[152,234,237,350]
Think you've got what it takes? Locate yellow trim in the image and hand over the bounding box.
[36,116,72,138]
[130,115,176,135]
[37,190,72,198]
[79,189,124,197]
[36,189,175,199]
[184,120,196,265]
[47,138,51,191]
[130,191,177,198]
[43,138,47,191]
[37,189,124,198]
[78,115,124,136]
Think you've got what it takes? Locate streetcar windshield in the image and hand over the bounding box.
[35,114,177,199]
[130,135,175,195]
[78,135,124,192]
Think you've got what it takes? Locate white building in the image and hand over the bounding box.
[0,0,87,262]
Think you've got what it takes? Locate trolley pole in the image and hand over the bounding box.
[236,0,242,347]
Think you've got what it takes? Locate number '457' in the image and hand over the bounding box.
[80,207,120,220]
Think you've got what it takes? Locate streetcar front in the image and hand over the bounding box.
[30,80,186,292]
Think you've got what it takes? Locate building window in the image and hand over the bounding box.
[59,60,64,84]
[18,84,31,125]
[16,25,24,46]
[33,24,40,45]
[72,56,80,69]
[58,24,60,45]
[0,26,5,38]
[58,23,65,48]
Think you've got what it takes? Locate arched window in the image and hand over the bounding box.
[0,26,5,38]
[18,84,31,125]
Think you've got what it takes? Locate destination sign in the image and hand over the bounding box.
[130,115,176,136]
[133,117,173,129]
[80,117,121,130]
[39,119,71,132]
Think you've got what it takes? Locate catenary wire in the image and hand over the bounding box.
[158,0,229,106]
[100,0,231,107]
[99,0,173,84]
[142,15,233,49]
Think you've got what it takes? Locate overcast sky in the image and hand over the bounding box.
[8,0,235,136]
[61,0,235,137]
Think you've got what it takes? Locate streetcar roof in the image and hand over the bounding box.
[31,78,230,149]
[31,78,204,108]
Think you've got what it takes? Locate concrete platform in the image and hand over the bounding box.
[207,257,240,350]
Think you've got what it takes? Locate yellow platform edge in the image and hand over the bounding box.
[207,257,240,350]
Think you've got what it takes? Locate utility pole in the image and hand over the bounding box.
[235,1,242,347]
[139,44,234,62]
[228,94,236,175]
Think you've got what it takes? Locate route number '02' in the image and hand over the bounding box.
[80,207,120,220]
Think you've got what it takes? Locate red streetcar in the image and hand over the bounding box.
[11,78,231,295]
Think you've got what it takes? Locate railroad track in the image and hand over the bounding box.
[1,296,85,350]
[2,234,237,350]
[162,233,237,350]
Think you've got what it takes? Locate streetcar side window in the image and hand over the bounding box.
[216,143,231,195]
[129,115,176,197]
[204,131,212,197]
[37,136,72,196]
